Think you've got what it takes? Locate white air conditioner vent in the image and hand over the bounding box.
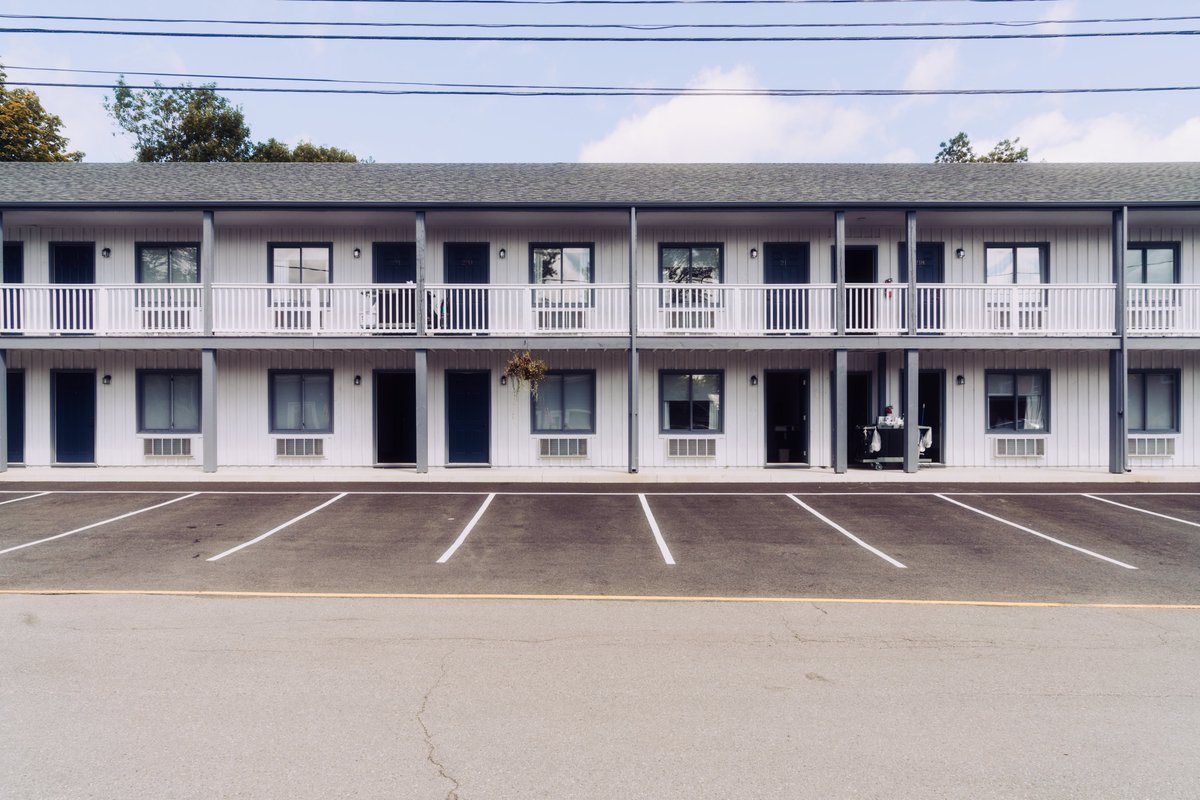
[667,438,717,458]
[539,438,588,457]
[1128,437,1175,457]
[993,437,1046,458]
[276,438,325,457]
[143,437,193,457]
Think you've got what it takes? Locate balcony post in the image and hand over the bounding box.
[1110,206,1128,474]
[202,211,215,336]
[415,211,427,337]
[628,206,639,473]
[903,349,919,473]
[833,349,848,473]
[415,348,429,473]
[201,348,218,473]
[0,348,7,473]
[834,211,846,335]
[906,210,918,335]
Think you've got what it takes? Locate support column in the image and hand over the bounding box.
[1110,207,1128,474]
[415,348,429,473]
[903,349,919,473]
[415,211,427,337]
[201,211,215,336]
[628,206,639,473]
[833,349,848,474]
[834,211,846,336]
[905,210,918,336]
[201,348,217,473]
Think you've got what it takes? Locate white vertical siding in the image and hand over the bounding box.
[1128,350,1200,468]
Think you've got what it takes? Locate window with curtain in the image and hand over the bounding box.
[138,370,201,433]
[270,371,333,433]
[1128,371,1179,432]
[532,371,595,433]
[985,245,1047,284]
[986,371,1048,432]
[661,371,723,433]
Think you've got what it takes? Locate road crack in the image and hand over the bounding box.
[417,650,461,800]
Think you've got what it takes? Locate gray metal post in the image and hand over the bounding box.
[1111,206,1129,474]
[202,211,215,336]
[201,348,218,473]
[903,349,919,473]
[415,211,427,337]
[628,206,639,473]
[906,210,918,336]
[415,348,429,473]
[834,211,846,336]
[833,349,848,473]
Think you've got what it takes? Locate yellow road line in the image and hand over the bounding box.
[1,588,1198,609]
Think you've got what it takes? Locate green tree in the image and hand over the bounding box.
[935,132,1029,163]
[0,66,83,161]
[106,79,359,163]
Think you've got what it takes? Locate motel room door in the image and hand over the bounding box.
[375,370,417,465]
[52,369,96,464]
[765,370,809,464]
[50,243,95,333]
[6,370,24,464]
[443,243,490,332]
[763,243,809,332]
[445,370,490,465]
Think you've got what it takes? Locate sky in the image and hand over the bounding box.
[1,0,1199,164]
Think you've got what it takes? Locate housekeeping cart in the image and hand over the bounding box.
[860,422,934,470]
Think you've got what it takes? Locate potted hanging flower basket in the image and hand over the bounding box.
[503,351,548,397]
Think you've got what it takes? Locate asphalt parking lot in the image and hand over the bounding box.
[2,483,1199,604]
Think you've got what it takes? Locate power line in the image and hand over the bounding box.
[11,79,1200,97]
[4,12,1196,30]
[3,25,1199,42]
[277,0,1065,4]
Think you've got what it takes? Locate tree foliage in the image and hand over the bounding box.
[0,66,84,162]
[934,132,1029,163]
[106,79,359,163]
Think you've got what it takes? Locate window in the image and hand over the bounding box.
[985,244,1047,284]
[269,371,333,433]
[138,370,201,433]
[137,244,199,284]
[660,244,722,285]
[986,371,1049,432]
[1126,243,1179,285]
[532,371,595,433]
[269,244,332,284]
[660,371,723,433]
[531,244,593,286]
[1128,370,1179,433]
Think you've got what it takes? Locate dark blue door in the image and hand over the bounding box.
[373,243,417,331]
[53,370,95,464]
[51,243,95,332]
[6,370,23,464]
[445,370,490,464]
[3,242,23,334]
[443,243,489,331]
[763,243,809,332]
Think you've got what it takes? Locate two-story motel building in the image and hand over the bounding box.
[0,162,1197,475]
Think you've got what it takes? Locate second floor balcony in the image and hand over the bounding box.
[1,283,1197,339]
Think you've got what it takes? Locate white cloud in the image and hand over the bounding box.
[1015,111,1200,162]
[578,66,875,162]
[903,46,958,92]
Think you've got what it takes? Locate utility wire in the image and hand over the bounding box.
[11,79,1200,97]
[277,0,1066,5]
[3,25,1199,42]
[3,12,1196,29]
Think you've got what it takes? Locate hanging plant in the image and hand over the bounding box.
[503,351,549,397]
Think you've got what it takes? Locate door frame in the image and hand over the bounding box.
[372,368,417,466]
[902,367,947,464]
[49,242,96,283]
[444,368,492,466]
[50,368,96,466]
[6,369,25,465]
[763,368,810,467]
[443,242,491,283]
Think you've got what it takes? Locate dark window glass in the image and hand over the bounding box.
[661,371,723,432]
[533,371,595,433]
[1128,371,1178,432]
[661,245,722,285]
[270,371,333,432]
[986,371,1048,432]
[138,371,201,433]
[138,245,199,284]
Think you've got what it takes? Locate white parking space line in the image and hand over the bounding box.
[786,494,907,569]
[638,494,676,566]
[0,493,200,556]
[0,491,51,507]
[436,493,496,564]
[935,494,1138,570]
[207,493,348,563]
[1084,494,1200,530]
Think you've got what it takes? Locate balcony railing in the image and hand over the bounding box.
[4,282,1197,338]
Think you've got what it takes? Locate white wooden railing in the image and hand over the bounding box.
[1126,285,1200,336]
[637,284,837,335]
[2,282,1184,338]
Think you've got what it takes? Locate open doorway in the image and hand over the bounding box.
[917,370,945,464]
[374,370,416,465]
[847,371,874,465]
[765,370,809,465]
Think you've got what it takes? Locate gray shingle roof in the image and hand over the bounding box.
[0,162,1198,207]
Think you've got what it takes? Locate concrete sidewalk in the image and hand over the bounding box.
[2,464,1199,484]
